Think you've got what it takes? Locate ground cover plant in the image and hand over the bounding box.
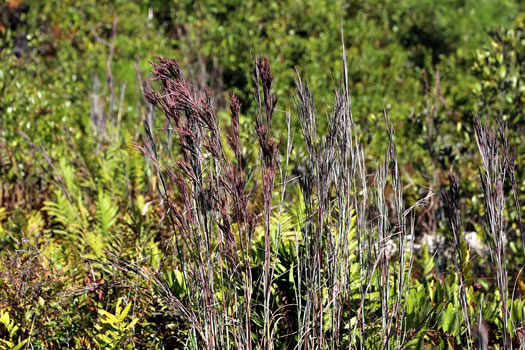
[2,0,525,349]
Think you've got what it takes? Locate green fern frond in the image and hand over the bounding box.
[0,310,28,350]
[43,189,87,256]
[96,189,119,235]
[43,190,84,237]
[94,298,138,350]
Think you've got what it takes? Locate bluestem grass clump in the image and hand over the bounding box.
[143,57,259,348]
[474,116,524,349]
[442,172,473,348]
[137,49,440,348]
[135,45,525,348]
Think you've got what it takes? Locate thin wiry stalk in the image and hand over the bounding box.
[442,172,473,348]
[227,94,256,350]
[474,116,511,349]
[268,111,293,346]
[375,142,390,347]
[496,118,525,259]
[253,56,280,350]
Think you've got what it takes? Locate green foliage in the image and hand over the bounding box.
[0,311,28,350]
[473,18,525,123]
[94,298,139,350]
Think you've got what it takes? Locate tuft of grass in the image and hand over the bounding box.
[136,39,449,347]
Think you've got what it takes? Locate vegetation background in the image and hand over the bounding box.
[1,0,525,348]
